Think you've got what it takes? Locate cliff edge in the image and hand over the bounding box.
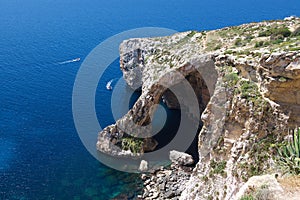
[97,17,300,199]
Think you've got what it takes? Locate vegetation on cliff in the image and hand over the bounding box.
[277,128,300,175]
[121,137,144,155]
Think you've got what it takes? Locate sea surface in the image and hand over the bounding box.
[1,0,300,199]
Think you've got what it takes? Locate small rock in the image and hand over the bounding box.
[149,181,155,186]
[159,183,165,190]
[111,126,117,134]
[149,189,156,193]
[144,179,151,185]
[152,192,159,199]
[143,190,149,198]
[139,160,148,172]
[165,191,175,198]
[146,185,151,191]
[141,174,147,180]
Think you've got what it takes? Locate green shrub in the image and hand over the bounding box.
[253,52,262,57]
[276,27,292,37]
[187,30,197,38]
[289,47,300,51]
[258,30,270,37]
[224,72,239,87]
[255,41,264,48]
[239,80,259,99]
[240,184,271,200]
[258,27,291,38]
[121,137,144,154]
[271,38,284,44]
[201,175,209,182]
[270,34,284,44]
[210,160,227,176]
[224,49,234,54]
[235,38,243,46]
[240,195,255,200]
[263,41,270,46]
[279,77,287,82]
[214,44,222,50]
[245,35,254,42]
[236,50,251,56]
[277,128,300,175]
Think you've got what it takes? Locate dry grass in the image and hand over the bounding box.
[277,175,300,198]
[278,175,300,189]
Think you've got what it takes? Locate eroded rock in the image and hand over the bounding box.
[169,150,194,166]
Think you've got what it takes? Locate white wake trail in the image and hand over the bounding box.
[58,58,81,65]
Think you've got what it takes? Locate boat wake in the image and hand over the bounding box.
[58,58,81,65]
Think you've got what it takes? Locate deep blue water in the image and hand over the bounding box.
[1,0,300,199]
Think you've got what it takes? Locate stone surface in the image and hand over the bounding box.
[169,150,194,166]
[235,174,282,200]
[139,160,149,172]
[140,164,193,200]
[235,174,300,200]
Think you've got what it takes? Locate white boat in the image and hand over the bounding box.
[72,58,81,62]
[106,79,113,90]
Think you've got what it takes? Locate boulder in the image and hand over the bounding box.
[139,160,148,172]
[169,150,194,166]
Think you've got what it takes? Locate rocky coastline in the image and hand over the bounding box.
[98,17,300,199]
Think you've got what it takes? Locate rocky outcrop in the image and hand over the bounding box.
[259,52,300,127]
[97,17,300,199]
[97,33,217,158]
[138,152,194,200]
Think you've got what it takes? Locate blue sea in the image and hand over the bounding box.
[1,0,300,199]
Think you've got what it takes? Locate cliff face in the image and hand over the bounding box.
[97,17,300,199]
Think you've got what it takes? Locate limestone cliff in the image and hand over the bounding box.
[97,17,300,199]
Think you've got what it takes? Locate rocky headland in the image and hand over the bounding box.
[97,17,300,199]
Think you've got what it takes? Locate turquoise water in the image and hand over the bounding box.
[1,0,300,199]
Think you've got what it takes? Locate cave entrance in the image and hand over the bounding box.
[151,70,211,163]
